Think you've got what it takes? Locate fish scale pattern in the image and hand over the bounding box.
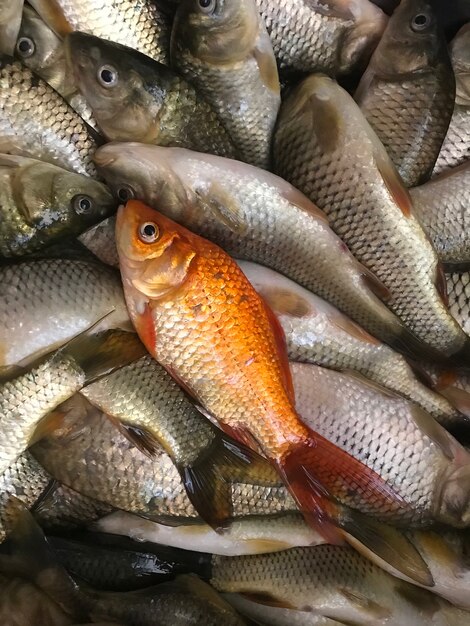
[0,59,98,176]
[433,106,470,175]
[447,271,470,336]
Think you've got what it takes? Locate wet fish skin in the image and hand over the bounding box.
[78,216,119,267]
[213,546,468,626]
[0,330,145,476]
[171,0,280,168]
[355,0,454,187]
[0,257,130,370]
[411,162,470,270]
[274,74,469,361]
[433,24,470,176]
[31,397,297,523]
[0,0,24,55]
[94,142,418,355]
[66,33,237,158]
[28,0,171,64]
[446,271,470,337]
[0,452,52,542]
[81,354,278,529]
[292,361,470,528]
[255,0,387,74]
[14,5,97,130]
[0,55,99,177]
[240,261,464,429]
[0,154,116,257]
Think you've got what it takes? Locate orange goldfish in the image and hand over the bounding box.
[116,200,408,541]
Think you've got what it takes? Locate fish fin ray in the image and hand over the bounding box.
[194,186,248,235]
[374,151,412,217]
[435,263,449,306]
[239,592,296,609]
[360,266,391,302]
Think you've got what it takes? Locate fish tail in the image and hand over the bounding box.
[178,429,278,531]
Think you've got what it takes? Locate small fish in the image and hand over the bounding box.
[32,396,297,524]
[411,161,470,270]
[355,0,454,187]
[65,33,237,158]
[28,0,171,64]
[433,24,470,176]
[274,74,469,363]
[254,0,387,75]
[212,546,469,626]
[94,142,420,356]
[0,256,130,371]
[292,361,470,528]
[116,198,414,546]
[0,0,23,55]
[0,54,99,176]
[241,260,464,429]
[14,5,97,129]
[0,154,116,257]
[81,355,278,529]
[0,452,52,542]
[0,329,145,475]
[171,0,280,168]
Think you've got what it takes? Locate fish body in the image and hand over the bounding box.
[212,546,469,626]
[0,330,145,476]
[292,361,470,528]
[65,33,237,158]
[0,257,130,370]
[14,5,97,130]
[447,271,470,337]
[28,0,171,64]
[0,55,98,176]
[81,355,278,528]
[0,154,116,257]
[274,74,469,362]
[241,260,463,428]
[171,0,280,168]
[411,162,470,270]
[78,216,120,267]
[355,0,454,187]
[254,0,387,74]
[116,199,411,539]
[434,24,470,176]
[32,396,297,523]
[94,142,420,354]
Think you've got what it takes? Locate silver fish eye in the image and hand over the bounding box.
[198,0,216,13]
[116,185,135,202]
[72,194,93,214]
[411,13,432,32]
[97,64,118,88]
[16,37,35,58]
[139,222,159,243]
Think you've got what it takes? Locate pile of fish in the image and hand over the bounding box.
[1,0,470,623]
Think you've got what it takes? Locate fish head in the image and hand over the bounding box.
[365,0,447,76]
[14,5,69,94]
[173,0,259,64]
[65,32,165,142]
[452,24,470,105]
[116,199,197,304]
[13,159,116,231]
[95,143,192,223]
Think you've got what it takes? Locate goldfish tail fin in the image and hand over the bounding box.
[278,430,409,542]
[178,429,276,532]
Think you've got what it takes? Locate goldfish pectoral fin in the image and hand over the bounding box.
[278,430,410,545]
[194,185,248,235]
[177,429,274,532]
[337,508,434,587]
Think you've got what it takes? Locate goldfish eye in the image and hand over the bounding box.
[72,194,93,214]
[97,64,118,88]
[198,0,216,13]
[411,13,432,32]
[139,222,159,243]
[16,37,35,58]
[116,185,135,202]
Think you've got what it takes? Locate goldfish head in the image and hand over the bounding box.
[116,200,196,304]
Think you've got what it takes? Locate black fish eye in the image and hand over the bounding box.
[411,13,432,32]
[16,37,35,58]
[72,194,93,214]
[139,222,159,243]
[117,185,135,202]
[97,64,118,88]
[198,0,216,12]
